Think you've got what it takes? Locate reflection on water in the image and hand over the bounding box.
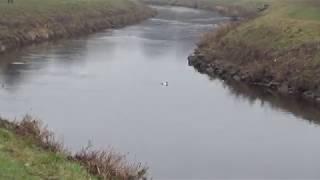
[0,6,320,179]
[0,40,89,90]
[222,78,320,124]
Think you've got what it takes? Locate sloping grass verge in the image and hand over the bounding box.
[0,115,148,179]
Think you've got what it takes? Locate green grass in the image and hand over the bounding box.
[0,128,95,180]
[221,0,320,49]
[287,5,320,21]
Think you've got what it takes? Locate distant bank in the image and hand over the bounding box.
[143,0,320,103]
[0,0,156,53]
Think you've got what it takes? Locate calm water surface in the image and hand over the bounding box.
[1,6,320,179]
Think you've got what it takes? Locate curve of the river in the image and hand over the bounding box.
[1,6,320,179]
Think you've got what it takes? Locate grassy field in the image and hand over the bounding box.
[224,0,320,49]
[0,0,154,53]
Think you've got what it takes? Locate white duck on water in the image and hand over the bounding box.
[161,81,169,86]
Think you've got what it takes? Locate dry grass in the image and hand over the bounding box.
[0,115,148,180]
[73,147,148,180]
[14,115,64,153]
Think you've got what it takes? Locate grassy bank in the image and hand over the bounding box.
[186,0,320,102]
[0,0,155,53]
[0,116,147,179]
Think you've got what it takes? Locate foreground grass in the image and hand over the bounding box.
[0,116,147,179]
[0,128,94,179]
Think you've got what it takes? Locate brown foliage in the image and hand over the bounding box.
[15,115,64,153]
[73,147,148,180]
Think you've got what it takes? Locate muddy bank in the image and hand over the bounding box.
[0,1,156,54]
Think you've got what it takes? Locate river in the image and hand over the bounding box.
[1,6,320,179]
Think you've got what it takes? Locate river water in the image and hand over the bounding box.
[1,6,320,179]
